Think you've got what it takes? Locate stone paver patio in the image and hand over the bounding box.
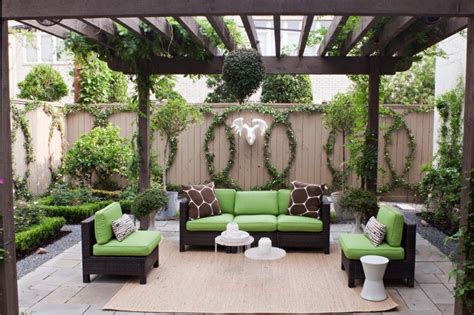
[18,221,455,315]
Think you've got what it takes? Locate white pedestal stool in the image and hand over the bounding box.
[360,255,389,301]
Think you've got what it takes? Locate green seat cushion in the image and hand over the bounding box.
[233,215,277,232]
[234,191,278,215]
[377,205,405,247]
[93,231,161,256]
[215,189,236,214]
[339,233,405,260]
[94,202,122,245]
[278,189,291,215]
[186,213,234,231]
[277,214,323,232]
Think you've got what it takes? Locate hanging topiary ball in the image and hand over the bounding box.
[222,49,265,103]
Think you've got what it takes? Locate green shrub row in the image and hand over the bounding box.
[15,217,66,257]
[37,197,132,224]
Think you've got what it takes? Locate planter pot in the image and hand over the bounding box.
[160,191,179,219]
[351,213,364,234]
[332,191,353,221]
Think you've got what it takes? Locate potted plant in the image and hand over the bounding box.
[338,188,379,234]
[322,93,358,220]
[132,187,169,230]
[152,97,201,218]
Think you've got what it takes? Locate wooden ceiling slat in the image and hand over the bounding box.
[140,17,173,41]
[113,17,146,39]
[339,16,382,56]
[20,20,69,39]
[206,16,237,51]
[108,55,412,75]
[399,17,468,56]
[240,15,261,54]
[360,16,416,56]
[298,15,314,57]
[81,18,116,36]
[274,15,281,57]
[317,16,348,56]
[58,19,112,48]
[173,16,220,56]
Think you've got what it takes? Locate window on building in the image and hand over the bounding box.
[24,32,70,64]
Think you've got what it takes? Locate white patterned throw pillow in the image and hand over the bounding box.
[364,216,386,246]
[112,214,136,242]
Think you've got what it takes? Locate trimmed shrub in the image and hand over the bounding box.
[260,74,313,103]
[222,49,265,103]
[14,203,44,233]
[15,217,66,257]
[339,188,379,221]
[18,64,68,102]
[37,198,113,224]
[131,188,169,220]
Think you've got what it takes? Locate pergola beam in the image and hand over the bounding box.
[173,16,219,56]
[108,56,412,75]
[298,15,314,57]
[81,18,116,36]
[140,17,173,41]
[317,16,348,56]
[274,15,281,57]
[3,0,474,19]
[113,17,146,39]
[360,16,416,56]
[20,19,69,39]
[340,16,382,56]
[58,19,113,48]
[240,15,261,54]
[206,16,237,51]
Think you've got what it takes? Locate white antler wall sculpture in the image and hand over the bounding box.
[231,117,268,146]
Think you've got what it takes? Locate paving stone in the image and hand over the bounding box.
[435,261,455,274]
[414,262,444,283]
[41,267,84,287]
[83,304,115,314]
[419,283,455,305]
[387,288,409,311]
[18,282,57,309]
[39,284,84,304]
[397,287,440,311]
[157,221,179,232]
[114,312,145,315]
[27,302,90,314]
[383,311,441,315]
[42,257,81,268]
[416,244,449,262]
[67,282,124,306]
[436,303,455,315]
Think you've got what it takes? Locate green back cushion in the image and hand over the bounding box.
[95,202,123,244]
[377,205,404,247]
[215,189,236,214]
[278,189,291,214]
[234,191,278,215]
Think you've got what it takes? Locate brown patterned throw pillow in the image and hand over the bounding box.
[287,181,324,218]
[182,182,221,220]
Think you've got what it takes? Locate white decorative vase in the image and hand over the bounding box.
[161,191,179,219]
[258,237,272,255]
[351,213,364,234]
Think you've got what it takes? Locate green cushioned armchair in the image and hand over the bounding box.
[180,189,330,253]
[338,205,416,287]
[81,202,161,285]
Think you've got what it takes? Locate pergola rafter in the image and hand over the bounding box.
[58,19,112,49]
[113,17,147,39]
[297,15,314,57]
[273,15,281,57]
[81,18,116,36]
[339,16,382,56]
[20,19,69,39]
[206,16,237,51]
[240,15,261,53]
[317,16,349,56]
[173,16,220,56]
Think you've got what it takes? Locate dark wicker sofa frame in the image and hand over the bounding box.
[179,197,330,253]
[81,216,159,285]
[340,218,416,288]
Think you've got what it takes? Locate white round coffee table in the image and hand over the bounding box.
[360,255,389,301]
[214,235,254,256]
[244,247,286,260]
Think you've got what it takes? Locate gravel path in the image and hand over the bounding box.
[17,224,81,279]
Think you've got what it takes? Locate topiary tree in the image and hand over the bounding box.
[260,74,313,103]
[222,49,265,103]
[132,187,169,230]
[18,64,68,101]
[63,124,133,187]
[152,98,202,190]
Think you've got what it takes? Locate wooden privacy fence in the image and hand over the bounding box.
[64,103,433,201]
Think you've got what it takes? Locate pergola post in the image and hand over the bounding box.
[137,65,151,230]
[0,19,19,315]
[366,57,380,192]
[455,16,474,315]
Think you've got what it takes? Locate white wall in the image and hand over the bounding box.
[433,33,467,155]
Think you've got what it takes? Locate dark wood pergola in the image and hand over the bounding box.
[1,1,473,314]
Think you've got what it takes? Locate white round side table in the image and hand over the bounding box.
[214,235,254,258]
[360,255,389,301]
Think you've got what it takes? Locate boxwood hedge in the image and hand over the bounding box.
[15,217,66,257]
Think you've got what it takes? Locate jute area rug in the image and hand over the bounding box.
[104,241,398,313]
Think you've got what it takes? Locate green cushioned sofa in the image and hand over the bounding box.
[180,189,330,253]
[338,205,416,288]
[81,202,161,284]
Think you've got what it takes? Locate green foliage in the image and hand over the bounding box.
[131,187,169,219]
[419,80,464,229]
[222,49,265,103]
[38,197,114,223]
[152,98,202,189]
[260,75,313,104]
[326,17,361,56]
[339,188,379,219]
[205,75,238,103]
[63,124,133,186]
[48,183,98,206]
[14,203,44,233]
[18,65,68,102]
[198,18,244,51]
[150,75,182,102]
[15,217,66,257]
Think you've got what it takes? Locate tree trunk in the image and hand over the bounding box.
[162,137,169,191]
